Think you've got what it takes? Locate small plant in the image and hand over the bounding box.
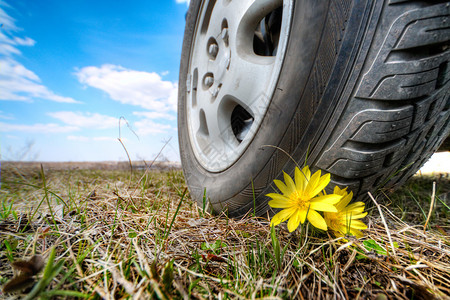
[201,240,225,254]
[360,239,399,256]
[0,200,17,220]
[269,225,288,272]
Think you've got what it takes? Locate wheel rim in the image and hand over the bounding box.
[185,0,293,172]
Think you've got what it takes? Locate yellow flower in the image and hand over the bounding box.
[324,186,368,238]
[267,166,342,232]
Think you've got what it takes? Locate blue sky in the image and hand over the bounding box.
[0,0,189,161]
[0,0,448,173]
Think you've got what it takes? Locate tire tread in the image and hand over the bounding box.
[316,1,450,198]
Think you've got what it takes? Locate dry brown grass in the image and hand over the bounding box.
[0,162,449,299]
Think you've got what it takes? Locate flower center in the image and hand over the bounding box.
[289,191,309,210]
[329,215,340,229]
[326,212,344,231]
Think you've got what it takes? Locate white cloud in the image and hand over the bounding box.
[67,135,121,142]
[48,111,119,129]
[175,0,190,5]
[0,58,79,103]
[13,36,35,46]
[67,135,90,142]
[0,111,119,135]
[0,110,14,120]
[133,111,176,120]
[131,109,177,136]
[0,121,78,133]
[0,42,20,56]
[161,70,169,76]
[0,4,19,32]
[75,64,177,111]
[0,5,78,103]
[134,118,174,136]
[93,136,120,142]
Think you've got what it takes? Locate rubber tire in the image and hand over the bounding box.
[178,0,450,217]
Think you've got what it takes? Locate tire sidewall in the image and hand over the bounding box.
[178,0,332,212]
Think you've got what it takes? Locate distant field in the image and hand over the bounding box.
[0,162,449,299]
[1,161,182,171]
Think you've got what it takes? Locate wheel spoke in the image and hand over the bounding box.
[190,99,240,169]
[220,54,275,121]
[190,40,207,77]
[225,0,282,37]
[205,101,239,151]
[205,0,282,46]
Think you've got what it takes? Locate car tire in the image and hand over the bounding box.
[178,0,450,217]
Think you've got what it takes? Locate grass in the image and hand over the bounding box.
[0,162,449,299]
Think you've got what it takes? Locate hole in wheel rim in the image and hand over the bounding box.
[253,6,282,56]
[231,105,254,143]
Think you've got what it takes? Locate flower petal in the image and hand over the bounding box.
[323,212,332,224]
[295,167,308,192]
[287,209,302,232]
[349,228,364,238]
[267,193,291,202]
[283,171,296,195]
[311,194,342,205]
[309,173,331,197]
[273,179,289,195]
[345,201,366,212]
[333,186,348,196]
[302,166,311,181]
[348,212,368,219]
[335,192,353,211]
[337,224,350,235]
[310,201,338,212]
[304,170,321,197]
[298,208,308,223]
[269,199,293,208]
[348,220,367,230]
[333,230,345,238]
[270,208,296,226]
[307,209,328,231]
[345,210,365,218]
